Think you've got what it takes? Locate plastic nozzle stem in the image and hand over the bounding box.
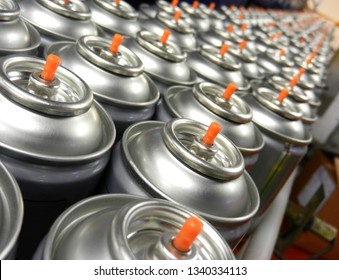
[239,14,244,21]
[297,68,305,78]
[223,83,237,101]
[209,3,215,10]
[172,217,203,253]
[289,76,299,88]
[239,41,247,51]
[171,0,178,7]
[227,24,234,33]
[201,122,222,146]
[269,34,276,41]
[230,5,235,11]
[241,24,247,32]
[160,29,171,46]
[64,0,71,3]
[279,48,285,57]
[114,0,121,5]
[219,44,229,56]
[277,88,289,103]
[109,34,124,55]
[192,1,199,9]
[40,54,61,82]
[174,11,181,22]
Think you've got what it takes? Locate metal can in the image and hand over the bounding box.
[0,54,115,258]
[243,86,312,225]
[87,0,141,38]
[198,2,226,30]
[102,119,260,247]
[124,30,197,94]
[0,161,23,259]
[19,0,102,55]
[139,0,184,20]
[178,1,210,32]
[140,11,199,51]
[155,82,264,169]
[36,194,235,260]
[46,35,160,139]
[267,75,318,124]
[256,48,295,76]
[0,0,40,56]
[187,44,251,94]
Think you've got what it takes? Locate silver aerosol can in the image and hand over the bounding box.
[18,0,102,55]
[243,85,312,227]
[0,0,40,56]
[35,194,235,260]
[87,0,141,38]
[46,34,160,139]
[187,44,251,94]
[155,82,264,169]
[124,29,197,94]
[102,119,260,247]
[0,54,115,258]
[0,161,23,259]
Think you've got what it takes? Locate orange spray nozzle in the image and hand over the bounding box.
[277,88,289,103]
[201,122,222,146]
[230,5,235,11]
[289,76,299,88]
[40,54,61,82]
[227,24,234,33]
[209,2,215,10]
[269,34,276,41]
[219,44,229,56]
[279,48,285,57]
[239,14,244,21]
[223,83,237,101]
[160,29,171,46]
[297,68,305,78]
[241,24,247,32]
[174,11,181,22]
[64,0,71,3]
[171,0,179,7]
[109,34,124,55]
[172,217,203,252]
[192,1,199,9]
[239,40,247,51]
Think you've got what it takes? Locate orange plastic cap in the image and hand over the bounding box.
[219,44,229,56]
[209,3,215,10]
[172,217,203,252]
[239,40,247,51]
[223,83,237,101]
[299,37,305,43]
[171,0,179,7]
[241,24,247,32]
[114,0,121,5]
[192,1,199,9]
[269,34,276,41]
[230,5,235,11]
[239,14,244,21]
[160,29,171,46]
[227,24,234,33]
[289,76,299,88]
[64,0,71,3]
[279,48,285,57]
[201,122,222,146]
[277,88,289,103]
[40,54,61,82]
[298,68,305,78]
[109,34,124,54]
[174,11,181,22]
[239,6,244,11]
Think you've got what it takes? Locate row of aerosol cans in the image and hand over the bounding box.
[0,0,335,260]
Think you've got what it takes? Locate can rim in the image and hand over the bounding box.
[156,11,194,34]
[281,67,315,90]
[36,0,91,20]
[0,161,23,260]
[0,0,19,21]
[93,0,138,19]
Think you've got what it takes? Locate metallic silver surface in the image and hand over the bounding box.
[187,45,251,93]
[140,12,198,51]
[103,119,260,246]
[42,194,235,260]
[155,83,264,169]
[179,2,210,32]
[0,0,40,56]
[88,0,140,37]
[257,49,294,75]
[47,36,159,137]
[36,0,91,20]
[124,33,197,92]
[19,0,100,42]
[0,161,23,259]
